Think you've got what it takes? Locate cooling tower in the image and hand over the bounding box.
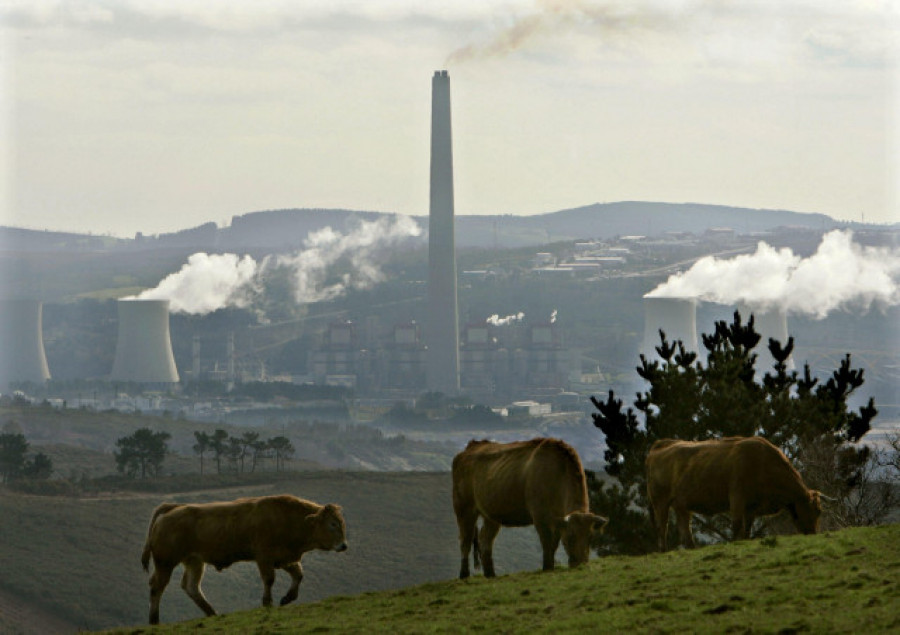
[111,299,179,383]
[426,69,460,394]
[739,304,795,372]
[642,297,698,359]
[0,299,51,388]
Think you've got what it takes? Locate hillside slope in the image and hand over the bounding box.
[103,523,899,634]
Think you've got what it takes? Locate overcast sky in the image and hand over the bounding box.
[1,0,897,237]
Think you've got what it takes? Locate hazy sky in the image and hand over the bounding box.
[1,0,897,237]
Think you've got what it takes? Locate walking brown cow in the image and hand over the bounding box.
[140,494,348,624]
[646,436,823,551]
[452,437,607,578]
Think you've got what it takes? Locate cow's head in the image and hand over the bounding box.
[312,503,348,552]
[790,490,823,535]
[557,512,608,568]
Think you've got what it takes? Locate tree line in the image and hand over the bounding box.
[112,427,295,478]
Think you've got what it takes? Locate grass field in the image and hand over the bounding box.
[100,523,899,634]
[0,471,539,632]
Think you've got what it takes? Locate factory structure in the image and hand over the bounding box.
[110,299,179,384]
[304,317,572,400]
[0,72,803,406]
[0,299,51,389]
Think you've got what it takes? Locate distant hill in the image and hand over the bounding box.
[0,201,848,254]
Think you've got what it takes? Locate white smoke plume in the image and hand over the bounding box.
[134,253,259,314]
[645,230,900,318]
[133,215,421,314]
[486,312,525,326]
[266,214,421,304]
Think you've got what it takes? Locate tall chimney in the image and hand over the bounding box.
[111,299,179,383]
[426,69,460,394]
[0,299,51,388]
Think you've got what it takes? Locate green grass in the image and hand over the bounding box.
[102,524,900,634]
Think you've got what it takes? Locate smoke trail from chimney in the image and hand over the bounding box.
[446,0,669,65]
[646,230,900,318]
[132,215,421,315]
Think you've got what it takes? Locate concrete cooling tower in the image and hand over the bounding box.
[0,299,51,388]
[111,299,179,383]
[426,69,460,394]
[642,297,698,360]
[739,304,795,372]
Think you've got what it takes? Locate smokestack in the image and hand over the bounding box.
[738,304,795,373]
[192,335,201,378]
[226,332,235,385]
[426,69,460,394]
[111,299,179,383]
[0,299,51,388]
[642,297,698,360]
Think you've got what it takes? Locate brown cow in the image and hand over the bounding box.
[452,438,607,578]
[140,494,348,624]
[645,436,823,551]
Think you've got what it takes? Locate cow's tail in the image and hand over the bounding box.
[472,531,481,571]
[141,502,180,572]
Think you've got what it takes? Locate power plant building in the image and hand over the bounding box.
[642,296,698,360]
[426,70,460,395]
[111,299,180,384]
[0,299,51,388]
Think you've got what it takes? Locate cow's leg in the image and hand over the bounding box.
[675,508,695,548]
[651,501,671,552]
[257,561,277,607]
[479,519,502,578]
[148,561,173,625]
[180,558,216,618]
[535,521,561,571]
[729,497,751,540]
[279,562,304,606]
[455,509,478,579]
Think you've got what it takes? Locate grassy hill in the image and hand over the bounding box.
[0,472,539,632]
[101,523,899,634]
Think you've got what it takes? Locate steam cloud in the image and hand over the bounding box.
[486,312,525,326]
[645,230,900,318]
[132,215,421,314]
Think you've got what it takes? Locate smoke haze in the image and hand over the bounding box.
[133,215,421,315]
[646,230,900,318]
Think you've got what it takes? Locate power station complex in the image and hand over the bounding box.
[0,72,795,399]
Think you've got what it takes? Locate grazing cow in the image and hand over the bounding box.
[140,494,348,624]
[452,438,607,578]
[645,436,823,551]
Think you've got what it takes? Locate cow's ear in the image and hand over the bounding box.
[555,515,571,532]
[591,515,608,531]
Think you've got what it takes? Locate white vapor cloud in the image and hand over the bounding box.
[132,215,421,314]
[134,252,258,314]
[486,311,524,326]
[646,230,900,318]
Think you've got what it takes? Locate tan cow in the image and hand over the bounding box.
[452,438,607,578]
[646,436,823,551]
[140,494,348,624]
